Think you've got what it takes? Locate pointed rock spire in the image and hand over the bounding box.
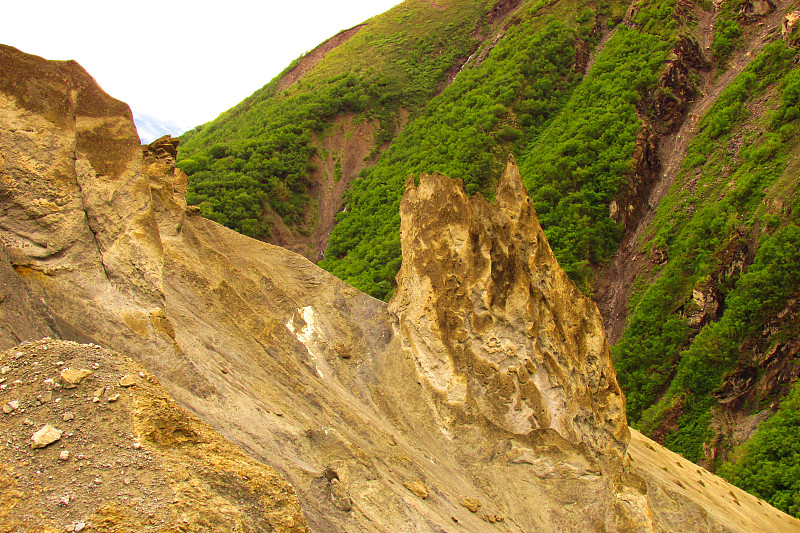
[389,157,629,473]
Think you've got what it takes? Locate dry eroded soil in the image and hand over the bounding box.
[0,339,308,533]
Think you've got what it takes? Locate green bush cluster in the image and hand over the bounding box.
[614,43,800,473]
[179,73,375,237]
[520,27,670,286]
[710,0,748,65]
[720,380,800,516]
[177,0,489,238]
[322,12,600,299]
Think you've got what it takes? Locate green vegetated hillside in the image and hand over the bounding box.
[614,37,800,516]
[177,0,800,517]
[177,0,493,241]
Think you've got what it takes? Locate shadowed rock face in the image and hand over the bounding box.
[389,158,628,474]
[1,44,799,533]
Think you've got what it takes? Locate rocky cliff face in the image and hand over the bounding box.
[389,158,628,474]
[1,44,798,532]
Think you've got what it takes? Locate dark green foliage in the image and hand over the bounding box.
[712,16,742,64]
[520,27,670,286]
[720,381,800,516]
[630,0,679,36]
[179,75,372,236]
[322,15,593,298]
[614,42,800,468]
[613,270,692,420]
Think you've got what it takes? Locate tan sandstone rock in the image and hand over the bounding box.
[389,156,628,474]
[31,424,62,449]
[404,479,430,499]
[60,368,93,388]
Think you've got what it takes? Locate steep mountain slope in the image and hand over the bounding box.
[173,0,800,515]
[176,0,504,259]
[3,44,799,531]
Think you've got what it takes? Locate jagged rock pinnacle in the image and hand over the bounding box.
[389,157,629,472]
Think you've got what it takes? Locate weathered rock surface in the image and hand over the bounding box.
[389,157,628,474]
[1,43,799,532]
[0,339,309,533]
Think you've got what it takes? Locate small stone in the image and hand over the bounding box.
[330,478,352,512]
[60,494,70,506]
[93,477,102,484]
[92,387,104,399]
[3,400,19,414]
[23,418,34,426]
[123,477,132,485]
[60,368,93,389]
[119,374,136,387]
[62,412,75,422]
[37,390,53,404]
[91,397,99,403]
[138,371,145,378]
[59,450,70,461]
[0,366,9,375]
[461,497,481,513]
[404,479,429,499]
[31,424,62,449]
[107,394,120,403]
[133,441,142,449]
[43,378,55,390]
[75,522,86,532]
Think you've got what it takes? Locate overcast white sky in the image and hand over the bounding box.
[3,1,402,130]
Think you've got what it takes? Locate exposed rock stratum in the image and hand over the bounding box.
[1,44,798,532]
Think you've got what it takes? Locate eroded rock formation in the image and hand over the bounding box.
[389,157,628,475]
[1,44,799,532]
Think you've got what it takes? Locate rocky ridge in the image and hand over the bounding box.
[1,44,799,532]
[389,158,628,474]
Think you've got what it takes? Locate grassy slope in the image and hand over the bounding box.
[611,25,800,516]
[322,0,638,298]
[176,0,491,238]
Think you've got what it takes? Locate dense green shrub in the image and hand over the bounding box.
[615,42,800,464]
[521,27,670,286]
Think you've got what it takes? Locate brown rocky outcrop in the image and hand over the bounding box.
[1,44,799,532]
[610,35,708,232]
[389,156,628,474]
